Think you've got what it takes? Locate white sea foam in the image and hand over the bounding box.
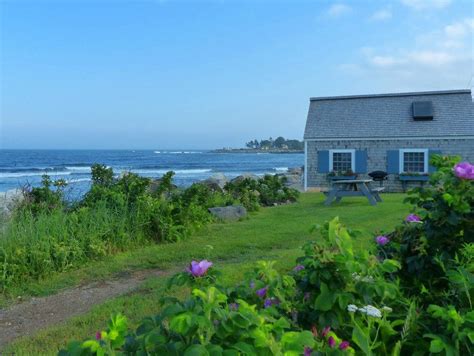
[274,167,288,172]
[65,166,92,173]
[68,178,92,183]
[0,171,73,178]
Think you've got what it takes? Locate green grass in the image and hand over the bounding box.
[3,193,410,354]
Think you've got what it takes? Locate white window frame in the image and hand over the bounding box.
[399,148,429,174]
[329,149,355,172]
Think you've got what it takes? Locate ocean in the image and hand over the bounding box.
[0,150,304,196]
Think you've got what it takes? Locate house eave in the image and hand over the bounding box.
[309,89,472,102]
[303,135,474,141]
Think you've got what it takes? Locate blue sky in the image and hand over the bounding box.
[1,0,472,149]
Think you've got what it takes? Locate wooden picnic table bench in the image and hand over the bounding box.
[324,179,384,206]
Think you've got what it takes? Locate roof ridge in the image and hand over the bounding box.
[309,89,472,101]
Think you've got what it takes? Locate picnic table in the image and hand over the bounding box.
[324,179,384,206]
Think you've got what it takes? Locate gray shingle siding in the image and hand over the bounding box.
[304,90,474,192]
[306,138,474,192]
[304,90,474,139]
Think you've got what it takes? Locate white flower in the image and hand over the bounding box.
[360,305,382,318]
[348,304,383,318]
[347,304,358,313]
[382,306,393,313]
[352,272,374,283]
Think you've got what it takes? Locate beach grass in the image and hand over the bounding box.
[3,192,410,354]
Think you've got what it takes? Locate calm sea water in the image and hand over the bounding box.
[0,150,304,196]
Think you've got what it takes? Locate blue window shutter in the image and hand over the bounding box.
[317,151,330,173]
[355,150,367,173]
[387,150,399,174]
[428,149,442,173]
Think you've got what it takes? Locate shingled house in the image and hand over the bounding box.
[303,89,474,192]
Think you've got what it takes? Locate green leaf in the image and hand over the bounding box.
[232,342,257,355]
[380,259,401,273]
[429,339,445,353]
[352,322,372,356]
[251,329,269,348]
[82,340,102,353]
[231,313,251,329]
[222,350,240,356]
[170,312,193,334]
[184,344,210,356]
[314,283,335,311]
[464,311,474,324]
[391,341,401,356]
[442,193,454,205]
[207,344,223,356]
[280,331,314,352]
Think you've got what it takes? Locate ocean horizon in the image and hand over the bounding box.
[0,149,304,195]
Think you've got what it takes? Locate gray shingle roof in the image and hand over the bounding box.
[304,90,474,139]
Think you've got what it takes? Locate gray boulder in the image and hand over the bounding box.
[284,174,302,185]
[288,167,303,175]
[203,173,228,190]
[230,174,260,184]
[0,189,24,217]
[208,205,247,221]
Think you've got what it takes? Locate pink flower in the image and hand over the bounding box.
[293,264,305,272]
[322,326,330,337]
[375,235,389,246]
[187,260,213,277]
[95,331,102,340]
[311,325,318,337]
[339,341,350,350]
[256,286,268,298]
[454,162,474,180]
[264,297,279,308]
[304,346,313,356]
[328,336,336,348]
[405,214,421,223]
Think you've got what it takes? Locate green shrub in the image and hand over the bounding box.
[386,155,474,306]
[1,167,300,292]
[225,175,299,211]
[17,175,67,215]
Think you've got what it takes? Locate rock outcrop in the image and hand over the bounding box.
[202,173,228,191]
[208,205,247,221]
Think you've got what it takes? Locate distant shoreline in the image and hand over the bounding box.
[211,148,304,154]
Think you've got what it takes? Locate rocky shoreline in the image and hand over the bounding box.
[200,167,304,192]
[211,148,304,154]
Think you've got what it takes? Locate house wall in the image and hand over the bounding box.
[305,138,474,192]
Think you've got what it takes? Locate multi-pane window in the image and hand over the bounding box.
[401,149,427,173]
[332,152,353,172]
[329,149,355,173]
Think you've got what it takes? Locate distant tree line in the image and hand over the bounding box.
[245,136,304,150]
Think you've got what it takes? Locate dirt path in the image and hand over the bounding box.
[0,269,165,348]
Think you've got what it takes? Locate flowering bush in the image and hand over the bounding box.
[61,258,351,355]
[388,155,474,305]
[60,156,473,355]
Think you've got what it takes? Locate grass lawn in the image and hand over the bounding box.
[3,193,410,354]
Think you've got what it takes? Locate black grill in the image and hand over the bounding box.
[369,171,388,186]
